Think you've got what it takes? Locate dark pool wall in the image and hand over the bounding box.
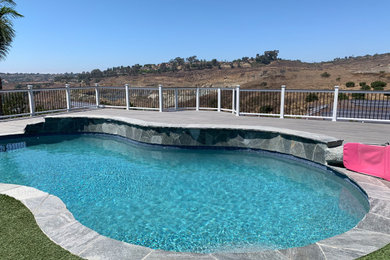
[25,117,334,164]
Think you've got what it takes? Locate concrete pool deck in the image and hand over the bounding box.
[2,109,390,144]
[1,109,390,259]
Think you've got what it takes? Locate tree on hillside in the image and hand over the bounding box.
[186,56,199,64]
[90,69,103,78]
[255,50,279,65]
[264,50,279,62]
[211,59,219,66]
[172,57,185,66]
[0,0,23,116]
[131,64,142,75]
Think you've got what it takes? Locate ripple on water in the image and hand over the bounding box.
[0,134,369,253]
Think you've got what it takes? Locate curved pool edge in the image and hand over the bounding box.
[1,116,390,259]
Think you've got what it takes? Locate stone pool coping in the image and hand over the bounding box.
[0,116,390,259]
[23,115,345,165]
[47,113,343,147]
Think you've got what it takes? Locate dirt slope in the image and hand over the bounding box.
[3,53,390,90]
[97,54,390,90]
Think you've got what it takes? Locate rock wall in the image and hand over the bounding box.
[24,117,344,165]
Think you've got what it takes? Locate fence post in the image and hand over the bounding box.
[235,85,240,116]
[174,88,178,110]
[280,85,286,119]
[217,88,221,112]
[27,85,35,117]
[95,83,100,108]
[158,84,163,112]
[332,86,339,122]
[232,88,235,114]
[196,87,200,111]
[125,84,130,110]
[65,84,71,112]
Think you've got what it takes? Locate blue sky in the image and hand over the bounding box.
[0,0,389,73]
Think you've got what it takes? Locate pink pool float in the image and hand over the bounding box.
[343,143,390,181]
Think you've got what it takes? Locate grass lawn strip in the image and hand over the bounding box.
[0,194,82,260]
[358,243,390,259]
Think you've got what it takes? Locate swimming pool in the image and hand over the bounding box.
[0,134,369,253]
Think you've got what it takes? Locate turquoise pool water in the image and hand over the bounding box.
[0,134,368,253]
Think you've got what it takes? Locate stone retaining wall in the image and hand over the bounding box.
[25,117,343,165]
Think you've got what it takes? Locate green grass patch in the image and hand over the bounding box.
[0,194,82,260]
[358,243,390,259]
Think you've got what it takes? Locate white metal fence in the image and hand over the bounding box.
[1,84,390,123]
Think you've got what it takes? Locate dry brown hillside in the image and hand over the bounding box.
[97,54,390,91]
[3,53,390,91]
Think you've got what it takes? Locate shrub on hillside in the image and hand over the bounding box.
[338,93,349,100]
[1,93,29,115]
[321,72,330,78]
[352,93,365,100]
[305,93,319,102]
[371,81,387,90]
[359,82,367,87]
[360,85,371,91]
[346,81,355,88]
[259,105,273,113]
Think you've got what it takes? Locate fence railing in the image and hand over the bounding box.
[1,84,390,123]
